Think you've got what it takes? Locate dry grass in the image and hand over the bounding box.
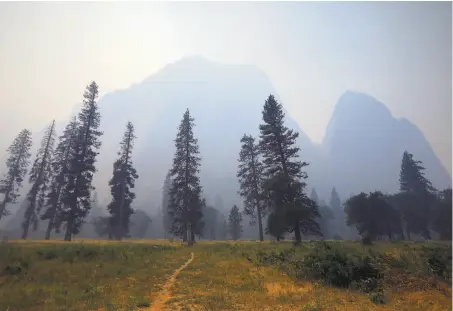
[0,240,451,311]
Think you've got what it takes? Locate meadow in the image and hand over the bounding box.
[0,239,451,311]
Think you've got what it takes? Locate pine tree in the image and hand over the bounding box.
[41,117,78,240]
[162,171,172,239]
[107,122,138,240]
[330,187,341,210]
[310,188,319,205]
[61,81,103,241]
[237,134,266,241]
[168,109,204,245]
[398,151,436,239]
[0,129,33,219]
[259,94,320,244]
[228,205,243,240]
[22,121,56,239]
[399,151,435,194]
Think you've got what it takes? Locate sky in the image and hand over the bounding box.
[0,2,451,174]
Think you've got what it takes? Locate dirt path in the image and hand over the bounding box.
[149,252,195,311]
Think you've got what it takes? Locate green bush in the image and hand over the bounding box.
[302,243,381,291]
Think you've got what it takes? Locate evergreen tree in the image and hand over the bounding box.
[237,134,266,241]
[168,109,204,244]
[259,94,320,244]
[398,151,436,239]
[22,121,56,239]
[228,205,243,240]
[162,171,172,239]
[310,188,319,205]
[399,151,435,194]
[61,81,103,241]
[41,117,78,240]
[107,122,138,240]
[0,129,33,219]
[330,187,341,210]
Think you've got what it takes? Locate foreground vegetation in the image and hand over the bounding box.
[0,240,451,311]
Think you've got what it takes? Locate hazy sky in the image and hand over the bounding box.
[0,2,451,174]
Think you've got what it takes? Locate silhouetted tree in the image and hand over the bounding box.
[398,151,436,239]
[237,134,266,241]
[228,205,243,240]
[431,188,452,240]
[400,151,435,194]
[162,171,172,239]
[61,81,103,241]
[168,109,204,244]
[107,122,138,240]
[345,191,402,244]
[0,129,33,219]
[22,121,56,239]
[41,117,78,240]
[259,95,320,244]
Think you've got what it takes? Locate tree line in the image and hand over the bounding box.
[0,82,139,241]
[0,83,450,244]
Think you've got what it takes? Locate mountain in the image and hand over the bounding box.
[93,56,316,213]
[320,91,451,198]
[2,56,450,231]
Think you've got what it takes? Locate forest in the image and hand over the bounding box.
[0,81,451,245]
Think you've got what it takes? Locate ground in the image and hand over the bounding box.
[0,240,451,311]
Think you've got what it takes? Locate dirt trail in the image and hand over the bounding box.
[149,252,195,311]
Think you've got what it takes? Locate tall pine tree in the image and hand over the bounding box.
[0,129,33,219]
[41,117,78,240]
[107,121,138,240]
[237,134,266,241]
[399,151,435,194]
[398,151,436,239]
[168,109,204,245]
[61,81,103,241]
[259,95,320,244]
[22,121,56,239]
[228,205,243,240]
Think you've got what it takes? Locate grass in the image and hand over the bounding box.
[0,239,451,311]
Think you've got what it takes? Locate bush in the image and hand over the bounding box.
[302,243,381,291]
[422,245,452,281]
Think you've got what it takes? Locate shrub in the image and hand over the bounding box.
[302,243,381,291]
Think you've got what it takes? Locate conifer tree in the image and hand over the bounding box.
[61,81,103,241]
[228,205,243,240]
[399,151,435,194]
[259,94,320,244]
[310,188,319,205]
[237,134,266,241]
[162,171,172,239]
[0,129,33,219]
[41,117,78,240]
[107,122,138,240]
[398,151,436,239]
[22,121,56,239]
[168,109,204,244]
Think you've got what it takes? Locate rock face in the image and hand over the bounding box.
[2,57,451,231]
[321,91,451,198]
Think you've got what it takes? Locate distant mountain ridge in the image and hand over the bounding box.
[2,56,451,230]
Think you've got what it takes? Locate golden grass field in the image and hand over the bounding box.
[0,239,451,311]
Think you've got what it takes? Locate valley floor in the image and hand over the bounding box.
[0,240,451,311]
